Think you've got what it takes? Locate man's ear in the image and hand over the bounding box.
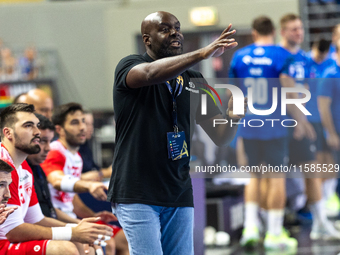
[55,125,63,136]
[143,34,151,46]
[3,127,13,141]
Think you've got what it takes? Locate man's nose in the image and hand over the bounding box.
[170,28,178,36]
[33,125,41,136]
[4,186,10,199]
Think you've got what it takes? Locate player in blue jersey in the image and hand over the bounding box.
[229,16,297,251]
[327,24,340,60]
[319,42,340,224]
[319,39,340,176]
[307,39,339,218]
[280,13,340,240]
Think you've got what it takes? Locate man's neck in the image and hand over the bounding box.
[2,141,28,169]
[254,36,274,46]
[281,40,300,54]
[146,50,158,60]
[59,138,79,155]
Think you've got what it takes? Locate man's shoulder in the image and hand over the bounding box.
[231,45,254,60]
[48,141,67,159]
[119,54,145,63]
[50,140,64,150]
[324,65,340,78]
[116,54,148,70]
[21,160,32,174]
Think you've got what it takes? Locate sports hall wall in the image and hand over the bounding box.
[0,0,298,110]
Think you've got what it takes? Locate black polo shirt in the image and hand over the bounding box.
[108,53,220,207]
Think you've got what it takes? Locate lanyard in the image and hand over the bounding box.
[35,165,57,219]
[165,75,183,133]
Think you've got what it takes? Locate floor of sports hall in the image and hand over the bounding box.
[205,223,340,255]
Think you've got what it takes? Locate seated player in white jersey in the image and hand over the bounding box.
[41,103,128,255]
[0,160,17,225]
[0,103,113,255]
[26,113,117,255]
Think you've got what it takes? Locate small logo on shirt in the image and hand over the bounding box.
[34,245,41,252]
[242,55,272,66]
[185,87,199,93]
[253,47,265,56]
[20,174,29,182]
[24,182,32,197]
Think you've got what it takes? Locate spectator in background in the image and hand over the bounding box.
[0,160,17,225]
[19,46,38,80]
[1,47,18,81]
[79,111,112,182]
[17,88,54,120]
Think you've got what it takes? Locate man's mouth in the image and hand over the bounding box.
[31,137,41,144]
[170,41,181,48]
[78,133,86,139]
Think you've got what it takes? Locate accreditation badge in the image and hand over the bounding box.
[167,131,189,161]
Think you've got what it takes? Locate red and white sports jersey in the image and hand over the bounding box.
[0,144,44,240]
[41,140,82,218]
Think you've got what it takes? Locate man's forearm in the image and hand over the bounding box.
[127,26,237,89]
[55,208,80,224]
[36,216,66,227]
[73,179,92,193]
[6,223,52,243]
[72,194,95,219]
[318,96,335,134]
[127,50,204,88]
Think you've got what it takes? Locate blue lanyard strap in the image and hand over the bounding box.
[165,75,183,133]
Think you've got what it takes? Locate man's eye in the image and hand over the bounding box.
[163,28,169,32]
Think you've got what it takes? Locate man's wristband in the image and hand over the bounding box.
[60,175,79,192]
[51,227,72,240]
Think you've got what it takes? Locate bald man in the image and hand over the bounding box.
[12,93,28,104]
[23,88,54,120]
[108,11,245,255]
